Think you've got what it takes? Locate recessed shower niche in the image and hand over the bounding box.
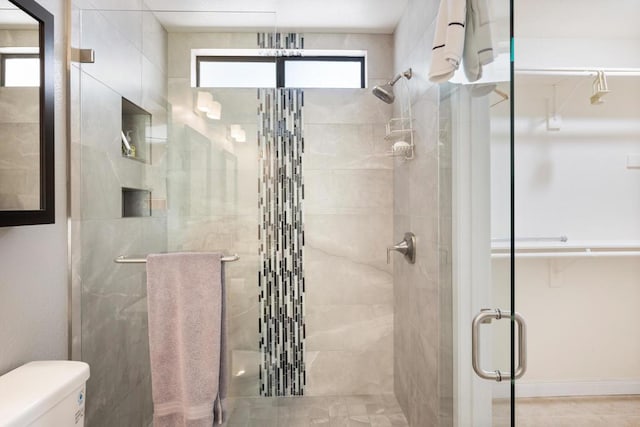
[121,97,151,163]
[122,187,151,217]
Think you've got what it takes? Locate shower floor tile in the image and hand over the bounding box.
[222,394,409,427]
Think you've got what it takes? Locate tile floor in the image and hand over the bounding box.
[221,394,409,427]
[493,395,640,426]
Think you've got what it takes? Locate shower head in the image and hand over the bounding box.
[372,83,395,103]
[372,68,413,104]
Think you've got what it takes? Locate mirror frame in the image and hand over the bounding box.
[0,0,54,227]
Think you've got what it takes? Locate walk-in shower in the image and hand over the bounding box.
[65,0,640,426]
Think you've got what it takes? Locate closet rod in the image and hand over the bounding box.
[516,68,640,77]
[114,254,240,264]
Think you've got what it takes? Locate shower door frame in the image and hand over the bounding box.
[451,86,515,426]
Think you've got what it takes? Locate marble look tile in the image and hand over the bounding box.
[0,29,38,48]
[82,290,150,425]
[79,9,142,104]
[305,169,393,215]
[305,351,393,396]
[142,56,168,111]
[79,71,121,150]
[306,304,392,352]
[305,124,391,171]
[305,246,392,305]
[98,9,143,51]
[80,147,123,219]
[220,396,407,427]
[0,88,39,123]
[142,8,168,74]
[227,296,259,351]
[410,89,440,156]
[80,218,146,286]
[305,89,393,125]
[305,214,393,269]
[167,215,235,252]
[304,33,394,81]
[369,415,393,427]
[228,351,260,397]
[167,32,259,78]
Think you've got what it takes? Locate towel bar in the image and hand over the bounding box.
[114,254,240,264]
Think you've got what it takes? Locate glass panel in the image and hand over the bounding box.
[447,0,513,424]
[198,60,276,87]
[71,5,276,426]
[284,59,363,88]
[514,1,640,425]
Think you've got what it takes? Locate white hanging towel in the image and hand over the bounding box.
[463,0,496,82]
[429,0,467,83]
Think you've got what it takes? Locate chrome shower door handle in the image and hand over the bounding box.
[387,232,416,264]
[471,309,527,382]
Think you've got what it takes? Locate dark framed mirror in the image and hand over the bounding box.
[0,0,54,226]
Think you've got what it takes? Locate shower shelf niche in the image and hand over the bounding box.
[122,187,152,218]
[121,98,152,164]
[385,117,415,160]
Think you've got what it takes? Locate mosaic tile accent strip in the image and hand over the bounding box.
[258,33,305,397]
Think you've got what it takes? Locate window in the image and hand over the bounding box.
[198,56,276,88]
[1,54,40,87]
[283,57,365,89]
[196,51,366,89]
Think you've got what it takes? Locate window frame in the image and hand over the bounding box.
[0,53,40,87]
[196,54,366,89]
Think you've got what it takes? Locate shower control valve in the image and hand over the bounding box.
[387,232,416,264]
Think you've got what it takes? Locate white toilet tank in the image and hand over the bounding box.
[0,361,90,427]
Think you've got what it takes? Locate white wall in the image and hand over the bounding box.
[491,65,640,392]
[492,77,640,242]
[0,0,67,375]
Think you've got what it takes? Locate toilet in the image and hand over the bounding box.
[0,361,90,427]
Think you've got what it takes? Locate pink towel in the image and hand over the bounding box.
[146,252,227,426]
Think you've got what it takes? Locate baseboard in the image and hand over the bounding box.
[493,380,640,399]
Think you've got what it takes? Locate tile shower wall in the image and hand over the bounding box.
[303,33,395,396]
[167,31,395,397]
[393,0,454,426]
[70,2,168,426]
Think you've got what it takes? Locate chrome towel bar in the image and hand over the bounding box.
[114,254,240,264]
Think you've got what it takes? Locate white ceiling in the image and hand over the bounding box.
[0,0,39,28]
[144,0,409,33]
[515,0,640,39]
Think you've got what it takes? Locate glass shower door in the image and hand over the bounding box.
[449,0,519,424]
[449,80,517,426]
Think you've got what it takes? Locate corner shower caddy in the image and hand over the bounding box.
[384,75,414,161]
[385,116,414,160]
